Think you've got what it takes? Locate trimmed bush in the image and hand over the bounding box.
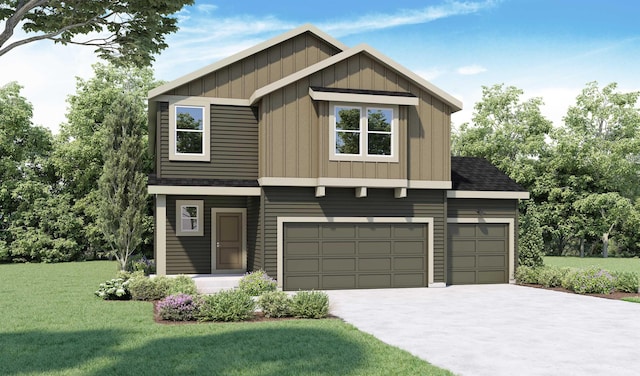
[157,294,200,321]
[95,278,131,300]
[515,265,540,284]
[168,275,198,295]
[238,270,277,296]
[290,291,329,319]
[196,289,255,322]
[538,266,572,288]
[258,291,291,318]
[129,275,171,301]
[613,271,639,293]
[518,207,544,268]
[565,266,615,294]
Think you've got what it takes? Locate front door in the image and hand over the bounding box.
[215,212,243,270]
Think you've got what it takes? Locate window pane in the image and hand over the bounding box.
[367,109,392,132]
[176,106,203,130]
[336,132,360,154]
[368,133,391,155]
[181,218,198,231]
[181,206,198,218]
[336,107,361,130]
[176,132,203,154]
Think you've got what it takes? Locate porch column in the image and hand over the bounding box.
[156,194,167,275]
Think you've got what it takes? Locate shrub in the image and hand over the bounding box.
[157,294,200,321]
[258,291,291,318]
[613,271,639,293]
[129,275,171,301]
[238,270,277,296]
[290,291,329,319]
[196,289,255,322]
[95,278,131,300]
[126,254,156,275]
[518,206,544,268]
[515,265,540,284]
[566,266,615,294]
[538,266,572,288]
[168,275,198,295]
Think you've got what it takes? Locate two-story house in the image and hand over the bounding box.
[147,24,528,290]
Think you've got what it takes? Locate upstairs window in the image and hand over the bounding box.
[169,98,210,161]
[331,103,398,162]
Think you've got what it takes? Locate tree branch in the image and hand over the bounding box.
[0,0,48,48]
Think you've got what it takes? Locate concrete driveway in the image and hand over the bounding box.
[326,285,640,376]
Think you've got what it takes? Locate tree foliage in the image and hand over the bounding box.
[97,95,148,270]
[0,0,194,66]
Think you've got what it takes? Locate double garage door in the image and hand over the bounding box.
[283,222,427,290]
[447,223,509,284]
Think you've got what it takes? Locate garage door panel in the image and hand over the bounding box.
[284,222,427,290]
[285,276,319,290]
[477,224,506,237]
[286,224,319,238]
[477,240,507,253]
[393,225,425,238]
[359,274,392,288]
[449,271,476,285]
[358,225,391,238]
[478,255,506,268]
[322,241,356,255]
[286,242,319,255]
[394,241,425,254]
[449,224,476,237]
[323,275,356,289]
[286,259,319,272]
[448,239,476,252]
[478,270,507,284]
[358,258,391,271]
[450,255,476,268]
[322,225,356,238]
[322,258,356,272]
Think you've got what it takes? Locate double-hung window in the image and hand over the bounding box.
[169,98,210,161]
[331,103,397,161]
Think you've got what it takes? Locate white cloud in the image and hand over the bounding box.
[457,64,487,75]
[414,68,447,81]
[525,87,581,127]
[318,0,499,37]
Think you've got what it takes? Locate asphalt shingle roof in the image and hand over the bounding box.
[451,157,526,192]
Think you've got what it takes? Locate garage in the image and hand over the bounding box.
[283,222,428,290]
[447,223,509,284]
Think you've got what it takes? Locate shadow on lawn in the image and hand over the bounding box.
[93,326,366,376]
[1,326,366,375]
[0,329,125,375]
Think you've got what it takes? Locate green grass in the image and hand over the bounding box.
[544,256,640,273]
[0,261,451,375]
[622,297,640,303]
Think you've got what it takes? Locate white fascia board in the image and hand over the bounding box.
[148,24,348,99]
[408,180,452,189]
[447,190,530,199]
[309,87,419,106]
[148,186,261,196]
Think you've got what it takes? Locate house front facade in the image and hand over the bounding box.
[147,25,528,290]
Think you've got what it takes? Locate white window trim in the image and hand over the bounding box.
[176,200,204,236]
[329,102,399,162]
[169,98,211,162]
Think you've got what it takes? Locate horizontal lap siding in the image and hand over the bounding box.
[262,187,447,283]
[166,195,249,274]
[246,196,261,271]
[168,32,342,98]
[447,199,518,219]
[159,104,258,179]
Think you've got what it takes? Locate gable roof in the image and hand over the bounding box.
[451,157,526,192]
[148,24,348,99]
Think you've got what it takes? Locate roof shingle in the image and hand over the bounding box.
[451,157,526,192]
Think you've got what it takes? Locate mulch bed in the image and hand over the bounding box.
[521,283,640,301]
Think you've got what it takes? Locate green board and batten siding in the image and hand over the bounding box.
[447,199,518,285]
[158,103,259,180]
[262,187,446,289]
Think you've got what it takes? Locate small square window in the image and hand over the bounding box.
[176,200,204,236]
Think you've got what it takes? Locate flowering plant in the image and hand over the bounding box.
[157,294,200,321]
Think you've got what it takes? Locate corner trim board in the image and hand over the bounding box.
[148,186,262,196]
[156,195,167,275]
[276,216,435,289]
[447,217,516,283]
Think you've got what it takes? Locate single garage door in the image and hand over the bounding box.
[283,222,427,290]
[448,223,508,284]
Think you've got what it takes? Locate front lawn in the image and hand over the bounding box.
[0,261,451,375]
[544,256,640,273]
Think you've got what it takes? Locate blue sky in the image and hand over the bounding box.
[2,0,639,133]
